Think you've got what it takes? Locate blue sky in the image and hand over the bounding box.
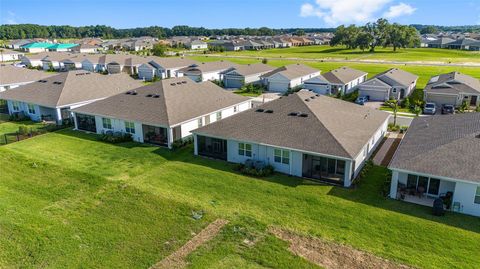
[1,0,479,28]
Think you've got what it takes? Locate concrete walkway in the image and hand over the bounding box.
[373,133,402,166]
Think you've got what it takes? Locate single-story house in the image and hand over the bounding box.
[20,42,54,53]
[185,40,208,50]
[71,44,100,53]
[445,38,479,50]
[177,61,238,82]
[303,67,367,96]
[0,49,24,62]
[8,39,33,49]
[20,52,49,67]
[138,57,198,80]
[0,70,142,124]
[389,113,480,217]
[222,63,274,88]
[261,64,320,92]
[72,78,251,148]
[47,43,79,52]
[427,37,455,48]
[193,90,390,187]
[424,72,480,107]
[0,64,56,92]
[357,68,418,101]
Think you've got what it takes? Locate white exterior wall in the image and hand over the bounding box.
[267,71,320,92]
[0,53,23,62]
[6,100,56,121]
[303,83,331,95]
[453,182,480,217]
[92,115,144,143]
[344,75,367,94]
[201,71,222,81]
[353,118,388,177]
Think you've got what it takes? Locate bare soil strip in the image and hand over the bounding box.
[150,219,229,269]
[270,227,413,269]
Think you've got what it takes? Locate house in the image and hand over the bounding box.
[71,78,251,148]
[357,68,418,101]
[445,38,480,50]
[185,40,208,50]
[138,57,198,80]
[20,52,50,67]
[192,90,390,187]
[222,63,274,88]
[304,67,367,96]
[261,64,320,92]
[389,113,480,217]
[0,49,24,62]
[177,61,238,82]
[47,43,79,52]
[424,72,480,107]
[7,39,33,49]
[240,40,264,50]
[0,65,56,92]
[71,44,100,53]
[0,70,142,124]
[20,42,53,53]
[427,37,455,48]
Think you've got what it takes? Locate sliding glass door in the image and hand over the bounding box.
[407,174,441,196]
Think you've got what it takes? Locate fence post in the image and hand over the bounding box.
[3,134,7,145]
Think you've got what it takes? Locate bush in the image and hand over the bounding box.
[172,136,193,150]
[236,84,265,95]
[476,105,480,112]
[235,163,274,177]
[401,97,410,109]
[261,58,268,64]
[99,132,133,144]
[9,112,27,122]
[388,123,400,132]
[341,90,359,102]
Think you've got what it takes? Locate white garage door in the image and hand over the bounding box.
[426,94,457,106]
[224,76,244,88]
[359,89,387,101]
[268,81,289,92]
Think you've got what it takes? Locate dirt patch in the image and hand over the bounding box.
[150,219,229,269]
[270,227,413,269]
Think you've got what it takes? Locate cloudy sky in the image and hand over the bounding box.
[1,0,479,28]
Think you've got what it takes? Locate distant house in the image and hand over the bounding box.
[445,38,480,50]
[427,37,455,48]
[357,68,418,101]
[71,44,100,53]
[303,67,367,96]
[0,48,24,62]
[0,70,142,124]
[389,113,480,217]
[137,57,198,80]
[72,78,251,148]
[192,91,389,187]
[424,72,480,107]
[177,61,238,82]
[261,63,320,92]
[222,63,274,88]
[47,43,78,52]
[8,39,33,49]
[0,65,56,92]
[240,40,264,50]
[20,42,53,53]
[185,40,208,50]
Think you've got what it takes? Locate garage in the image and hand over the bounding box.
[359,89,388,101]
[224,75,244,88]
[268,81,289,92]
[426,93,457,106]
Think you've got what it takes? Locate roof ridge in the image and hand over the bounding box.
[295,94,353,158]
[51,72,69,107]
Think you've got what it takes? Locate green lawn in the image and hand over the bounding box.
[193,45,480,64]
[0,129,479,268]
[0,120,46,144]
[189,56,480,90]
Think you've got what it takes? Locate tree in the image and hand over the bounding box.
[364,18,390,52]
[355,32,372,51]
[152,44,167,56]
[385,99,400,126]
[420,26,438,34]
[295,29,305,36]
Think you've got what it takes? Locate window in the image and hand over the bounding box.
[12,101,19,111]
[274,149,290,164]
[125,121,135,134]
[102,118,112,129]
[233,106,238,113]
[198,117,203,127]
[216,111,222,121]
[475,186,480,204]
[238,142,252,157]
[27,104,35,114]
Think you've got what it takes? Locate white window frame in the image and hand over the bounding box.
[27,104,35,114]
[102,118,112,129]
[125,121,135,134]
[274,148,290,165]
[238,142,252,157]
[12,101,20,111]
[198,117,203,127]
[475,186,480,204]
[216,111,222,121]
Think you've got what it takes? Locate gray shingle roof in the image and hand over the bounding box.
[72,78,250,127]
[178,60,238,74]
[0,70,142,107]
[373,68,418,87]
[222,63,274,77]
[321,66,367,85]
[261,64,319,80]
[0,65,56,85]
[389,113,480,183]
[424,72,480,95]
[194,90,390,159]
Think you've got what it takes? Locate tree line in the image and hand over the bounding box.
[0,24,335,40]
[330,19,420,52]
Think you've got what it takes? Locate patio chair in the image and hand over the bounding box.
[416,186,426,198]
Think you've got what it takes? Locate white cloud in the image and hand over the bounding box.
[4,11,18,24]
[299,0,416,26]
[383,3,416,19]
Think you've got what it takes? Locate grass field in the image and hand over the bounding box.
[190,55,480,91]
[1,129,479,268]
[193,45,480,64]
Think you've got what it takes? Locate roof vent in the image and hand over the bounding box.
[53,81,63,85]
[264,110,273,113]
[310,96,315,99]
[152,94,160,98]
[131,90,138,95]
[146,94,153,97]
[288,112,299,116]
[170,83,176,86]
[182,81,187,84]
[476,134,480,139]
[176,82,182,85]
[305,99,310,102]
[38,80,47,83]
[298,113,308,118]
[255,108,265,112]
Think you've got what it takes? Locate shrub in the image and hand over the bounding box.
[261,58,268,64]
[9,112,27,122]
[388,123,400,132]
[235,163,274,177]
[476,105,480,112]
[401,97,410,109]
[237,84,265,95]
[172,136,193,150]
[99,132,133,144]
